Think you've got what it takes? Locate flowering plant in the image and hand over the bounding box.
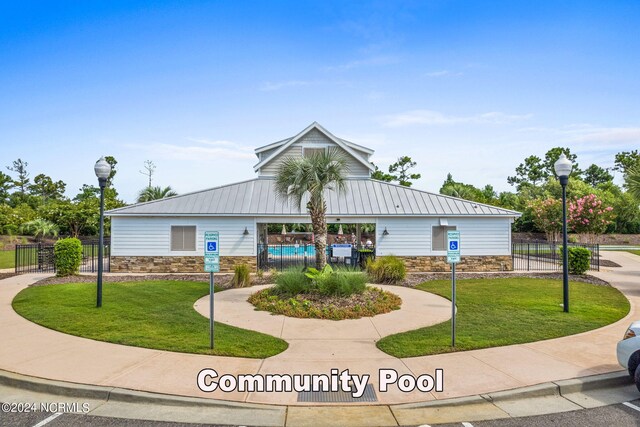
[528,198,563,242]
[568,194,614,242]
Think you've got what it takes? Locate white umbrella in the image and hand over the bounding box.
[281,224,287,235]
[337,224,344,235]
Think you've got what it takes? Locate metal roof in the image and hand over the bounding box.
[107,178,521,217]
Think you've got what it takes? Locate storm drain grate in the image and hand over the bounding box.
[297,384,377,403]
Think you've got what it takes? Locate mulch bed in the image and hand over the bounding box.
[600,259,622,267]
[400,272,610,287]
[248,287,402,320]
[31,273,275,288]
[30,271,610,289]
[0,273,17,281]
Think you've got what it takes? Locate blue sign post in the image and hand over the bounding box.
[447,230,461,347]
[204,231,219,349]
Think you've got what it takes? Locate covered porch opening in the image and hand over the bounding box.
[256,222,376,271]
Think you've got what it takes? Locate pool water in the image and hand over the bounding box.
[268,244,317,257]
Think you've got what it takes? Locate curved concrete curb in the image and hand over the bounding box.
[1,368,634,426]
[393,371,632,408]
[0,368,281,410]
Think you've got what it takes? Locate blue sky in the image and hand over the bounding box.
[1,1,639,203]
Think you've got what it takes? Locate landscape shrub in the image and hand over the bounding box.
[366,255,406,283]
[231,264,251,288]
[3,224,18,235]
[274,268,311,296]
[315,269,367,297]
[54,238,82,277]
[558,246,591,275]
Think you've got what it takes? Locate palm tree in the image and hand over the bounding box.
[275,147,349,269]
[626,163,640,201]
[137,186,178,203]
[20,218,59,242]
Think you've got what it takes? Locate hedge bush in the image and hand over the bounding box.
[54,238,82,277]
[558,246,591,275]
[230,264,252,288]
[366,255,406,284]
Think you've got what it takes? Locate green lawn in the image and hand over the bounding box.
[626,250,640,257]
[13,280,288,358]
[377,278,629,358]
[0,250,14,269]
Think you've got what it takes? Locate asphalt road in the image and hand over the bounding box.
[0,410,236,427]
[434,399,640,427]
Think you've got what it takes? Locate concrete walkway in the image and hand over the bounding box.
[0,251,638,408]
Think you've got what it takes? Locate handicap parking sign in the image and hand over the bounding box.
[447,230,460,264]
[204,231,219,256]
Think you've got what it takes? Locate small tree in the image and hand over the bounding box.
[568,194,614,244]
[137,186,177,202]
[626,163,640,201]
[275,147,348,270]
[20,218,59,242]
[528,198,563,242]
[54,238,82,277]
[139,160,156,188]
[388,156,421,187]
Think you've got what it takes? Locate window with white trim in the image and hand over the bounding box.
[432,225,457,251]
[171,226,196,251]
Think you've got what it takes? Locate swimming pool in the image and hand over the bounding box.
[267,244,318,257]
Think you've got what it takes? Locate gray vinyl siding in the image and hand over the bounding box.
[258,141,370,177]
[258,146,279,162]
[376,217,511,256]
[259,146,303,176]
[111,217,255,257]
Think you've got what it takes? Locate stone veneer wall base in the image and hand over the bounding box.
[111,255,511,273]
[111,256,257,273]
[397,255,513,272]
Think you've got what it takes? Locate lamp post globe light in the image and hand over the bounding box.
[554,153,573,313]
[94,157,111,308]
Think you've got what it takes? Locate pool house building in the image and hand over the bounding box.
[106,122,521,273]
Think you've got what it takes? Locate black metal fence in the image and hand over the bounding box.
[257,244,375,270]
[512,240,599,271]
[15,240,111,274]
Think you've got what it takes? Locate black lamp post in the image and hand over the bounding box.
[554,153,573,313]
[94,157,111,308]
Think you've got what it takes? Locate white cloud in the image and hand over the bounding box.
[424,70,463,77]
[516,124,640,153]
[324,55,398,71]
[126,139,255,162]
[569,127,640,144]
[381,109,532,127]
[260,80,314,91]
[365,90,385,101]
